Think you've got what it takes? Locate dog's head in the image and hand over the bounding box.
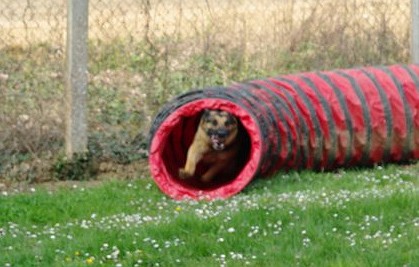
[200,109,238,151]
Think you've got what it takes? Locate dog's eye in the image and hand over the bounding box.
[206,119,218,126]
[225,118,236,127]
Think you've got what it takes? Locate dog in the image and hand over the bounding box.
[179,109,240,183]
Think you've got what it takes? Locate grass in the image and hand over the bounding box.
[1,163,418,266]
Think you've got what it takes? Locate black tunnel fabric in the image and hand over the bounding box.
[148,64,419,200]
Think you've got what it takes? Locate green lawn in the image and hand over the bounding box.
[0,163,418,266]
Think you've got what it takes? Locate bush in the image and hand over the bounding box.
[52,152,97,181]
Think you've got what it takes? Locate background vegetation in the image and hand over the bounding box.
[0,0,413,182]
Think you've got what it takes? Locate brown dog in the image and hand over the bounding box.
[179,109,240,182]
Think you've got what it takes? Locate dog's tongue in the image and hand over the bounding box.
[211,135,225,150]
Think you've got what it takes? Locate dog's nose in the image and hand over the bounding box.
[216,129,229,138]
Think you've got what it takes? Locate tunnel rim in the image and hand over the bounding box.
[149,98,263,200]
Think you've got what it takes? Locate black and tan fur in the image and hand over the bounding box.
[179,109,240,182]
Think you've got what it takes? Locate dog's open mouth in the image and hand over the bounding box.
[210,135,225,150]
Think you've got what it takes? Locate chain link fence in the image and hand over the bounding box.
[0,0,412,62]
[0,0,414,182]
[0,0,413,72]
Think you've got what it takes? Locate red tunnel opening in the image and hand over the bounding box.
[149,99,262,200]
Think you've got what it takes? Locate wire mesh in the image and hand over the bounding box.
[0,0,414,181]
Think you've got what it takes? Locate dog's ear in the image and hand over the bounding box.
[224,113,237,127]
[202,109,211,119]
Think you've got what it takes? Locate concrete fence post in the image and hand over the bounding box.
[65,0,89,158]
[412,0,419,63]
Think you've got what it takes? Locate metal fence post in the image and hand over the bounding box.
[413,0,419,63]
[65,0,89,158]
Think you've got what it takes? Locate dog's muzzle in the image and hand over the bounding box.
[210,135,225,150]
[208,129,230,150]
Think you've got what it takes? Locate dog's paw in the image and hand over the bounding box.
[179,168,193,179]
[200,174,213,183]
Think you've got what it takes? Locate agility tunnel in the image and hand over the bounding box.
[148,64,419,200]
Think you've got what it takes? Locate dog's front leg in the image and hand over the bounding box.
[201,161,226,183]
[179,144,205,179]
